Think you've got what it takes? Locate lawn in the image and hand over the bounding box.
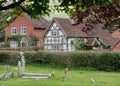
[0,65,120,86]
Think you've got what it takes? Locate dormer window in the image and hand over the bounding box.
[11,27,17,35]
[21,27,27,34]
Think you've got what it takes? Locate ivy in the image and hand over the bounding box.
[7,34,24,42]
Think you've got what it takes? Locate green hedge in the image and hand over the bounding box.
[0,51,120,71]
[24,51,120,71]
[0,51,18,65]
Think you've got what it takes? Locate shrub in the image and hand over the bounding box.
[24,51,120,71]
[0,51,120,71]
[0,51,18,65]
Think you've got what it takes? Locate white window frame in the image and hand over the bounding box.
[21,27,27,34]
[11,27,17,35]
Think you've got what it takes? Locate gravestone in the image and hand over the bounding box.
[19,52,25,74]
[18,61,22,77]
[0,73,6,80]
[7,71,14,79]
[90,75,96,84]
[18,51,54,79]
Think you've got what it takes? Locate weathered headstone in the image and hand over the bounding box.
[7,71,14,79]
[18,61,22,77]
[7,65,10,73]
[0,73,6,80]
[90,75,96,84]
[19,52,25,74]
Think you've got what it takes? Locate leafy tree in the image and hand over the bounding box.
[0,0,120,30]
[58,0,120,29]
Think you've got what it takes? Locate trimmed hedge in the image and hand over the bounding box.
[0,51,18,65]
[24,51,120,71]
[0,51,120,71]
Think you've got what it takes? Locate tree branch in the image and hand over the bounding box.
[0,0,25,11]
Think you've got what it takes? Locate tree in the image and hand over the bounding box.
[0,0,120,30]
[58,0,120,29]
[0,0,50,17]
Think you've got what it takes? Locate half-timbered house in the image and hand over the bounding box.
[43,18,117,51]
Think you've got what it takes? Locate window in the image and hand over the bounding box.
[52,44,59,50]
[51,23,59,36]
[52,29,59,36]
[71,40,75,50]
[21,27,27,34]
[11,27,17,35]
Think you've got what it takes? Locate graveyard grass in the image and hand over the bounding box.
[0,65,120,86]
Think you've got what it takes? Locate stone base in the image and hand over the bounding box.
[22,73,54,79]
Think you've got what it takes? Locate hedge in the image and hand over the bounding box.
[24,51,120,71]
[0,51,18,65]
[0,51,120,71]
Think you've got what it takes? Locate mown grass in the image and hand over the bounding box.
[0,65,120,86]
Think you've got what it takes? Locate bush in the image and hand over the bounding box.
[0,51,18,65]
[0,51,120,71]
[24,51,120,71]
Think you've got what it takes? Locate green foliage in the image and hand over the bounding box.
[0,30,4,40]
[108,27,117,34]
[93,40,99,47]
[4,42,10,47]
[75,38,86,50]
[75,38,92,50]
[29,35,39,46]
[7,34,23,41]
[24,51,120,71]
[0,51,120,71]
[0,52,9,64]
[7,34,23,46]
[0,51,18,65]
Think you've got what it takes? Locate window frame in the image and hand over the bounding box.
[21,27,27,35]
[11,27,17,35]
[51,29,59,36]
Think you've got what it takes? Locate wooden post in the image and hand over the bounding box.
[61,68,68,82]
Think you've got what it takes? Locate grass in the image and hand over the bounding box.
[0,65,120,86]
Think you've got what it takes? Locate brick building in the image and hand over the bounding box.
[5,13,49,49]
